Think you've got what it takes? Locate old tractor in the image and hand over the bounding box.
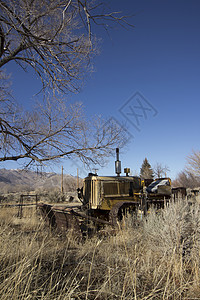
[38,149,171,235]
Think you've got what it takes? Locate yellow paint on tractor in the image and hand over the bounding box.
[83,175,142,211]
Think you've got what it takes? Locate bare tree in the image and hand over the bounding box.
[173,170,200,189]
[172,150,200,188]
[0,0,132,93]
[0,1,133,167]
[153,162,169,178]
[186,150,200,177]
[0,85,126,167]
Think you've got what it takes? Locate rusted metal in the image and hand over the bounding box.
[37,203,56,227]
[17,194,38,218]
[172,187,187,200]
[38,203,112,237]
[52,207,81,235]
[71,210,111,225]
[109,201,138,226]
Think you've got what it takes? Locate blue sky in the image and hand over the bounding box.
[2,0,200,180]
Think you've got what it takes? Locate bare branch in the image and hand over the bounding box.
[153,162,170,178]
[0,83,126,168]
[0,1,133,168]
[186,149,200,177]
[0,0,133,94]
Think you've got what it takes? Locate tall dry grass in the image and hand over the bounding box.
[0,200,200,299]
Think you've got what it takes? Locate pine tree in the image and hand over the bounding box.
[140,158,154,179]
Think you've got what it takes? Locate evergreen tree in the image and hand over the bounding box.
[140,158,154,179]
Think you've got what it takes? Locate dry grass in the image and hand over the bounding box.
[0,201,200,299]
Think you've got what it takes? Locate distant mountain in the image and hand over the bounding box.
[0,169,82,194]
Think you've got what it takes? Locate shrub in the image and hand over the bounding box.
[0,200,200,299]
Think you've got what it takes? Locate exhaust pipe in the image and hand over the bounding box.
[115,148,121,176]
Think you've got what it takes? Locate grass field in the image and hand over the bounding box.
[0,200,200,299]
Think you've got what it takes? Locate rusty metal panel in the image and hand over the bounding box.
[52,208,82,235]
[38,203,56,227]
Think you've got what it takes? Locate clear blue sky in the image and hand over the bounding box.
[2,0,200,180]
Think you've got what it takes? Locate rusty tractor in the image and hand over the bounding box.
[38,149,171,236]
